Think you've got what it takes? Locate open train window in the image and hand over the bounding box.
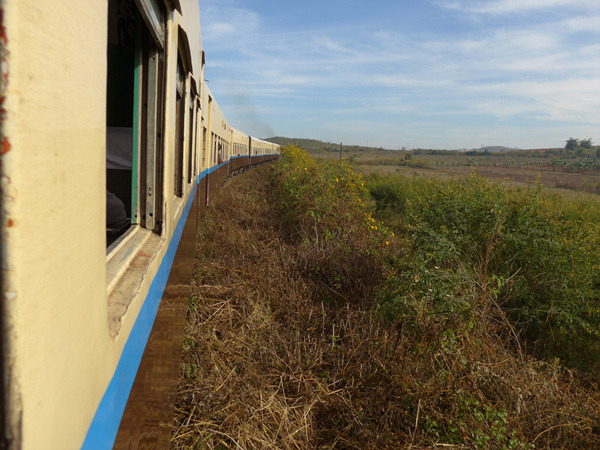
[212,133,216,165]
[202,126,207,168]
[186,90,196,185]
[174,56,185,197]
[106,0,165,248]
[193,101,200,177]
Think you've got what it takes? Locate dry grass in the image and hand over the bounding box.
[172,165,600,449]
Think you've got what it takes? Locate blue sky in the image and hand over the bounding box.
[199,0,600,150]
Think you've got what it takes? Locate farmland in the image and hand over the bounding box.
[318,148,600,195]
[266,137,600,196]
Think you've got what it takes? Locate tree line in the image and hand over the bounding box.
[565,137,600,157]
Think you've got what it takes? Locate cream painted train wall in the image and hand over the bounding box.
[2,1,110,447]
[1,0,280,447]
[4,0,192,448]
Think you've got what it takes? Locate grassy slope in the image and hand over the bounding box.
[173,155,600,449]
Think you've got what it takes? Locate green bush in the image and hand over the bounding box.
[368,173,600,369]
[274,145,391,303]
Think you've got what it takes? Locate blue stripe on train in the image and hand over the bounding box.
[82,180,198,450]
[84,154,278,448]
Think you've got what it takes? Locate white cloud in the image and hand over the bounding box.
[563,15,600,32]
[200,2,260,46]
[439,0,599,14]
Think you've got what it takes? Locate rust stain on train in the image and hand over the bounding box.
[0,8,8,128]
[1,137,10,155]
[0,9,7,45]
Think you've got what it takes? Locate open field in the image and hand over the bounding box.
[310,149,600,197]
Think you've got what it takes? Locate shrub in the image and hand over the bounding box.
[367,173,600,369]
[274,145,391,303]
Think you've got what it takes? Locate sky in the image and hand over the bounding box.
[198,0,600,150]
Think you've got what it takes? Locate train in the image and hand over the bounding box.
[0,0,280,448]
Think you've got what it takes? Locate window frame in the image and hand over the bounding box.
[106,0,167,251]
[174,55,185,197]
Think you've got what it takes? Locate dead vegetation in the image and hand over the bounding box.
[172,164,600,449]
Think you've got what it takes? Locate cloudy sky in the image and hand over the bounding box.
[199,0,600,150]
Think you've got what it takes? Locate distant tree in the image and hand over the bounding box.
[596,147,600,159]
[580,138,592,149]
[565,137,579,151]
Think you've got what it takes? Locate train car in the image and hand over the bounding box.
[251,137,281,165]
[0,0,279,448]
[230,126,251,174]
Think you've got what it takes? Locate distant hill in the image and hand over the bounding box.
[266,137,553,155]
[476,146,521,153]
[266,137,398,155]
[266,137,339,153]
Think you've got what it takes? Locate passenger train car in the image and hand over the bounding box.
[0,0,279,447]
